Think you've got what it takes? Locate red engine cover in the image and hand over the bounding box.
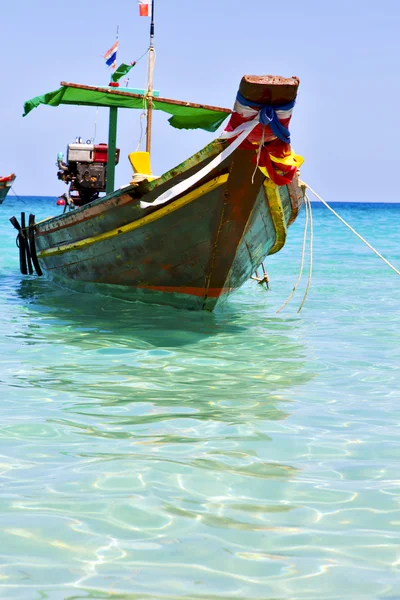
[93,143,120,164]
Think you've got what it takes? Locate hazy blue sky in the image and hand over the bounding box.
[2,0,399,200]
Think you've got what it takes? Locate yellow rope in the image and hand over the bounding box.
[302,181,400,277]
[276,194,309,313]
[297,194,313,313]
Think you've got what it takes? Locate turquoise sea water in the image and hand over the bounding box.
[0,196,399,600]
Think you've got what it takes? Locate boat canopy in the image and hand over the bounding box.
[23,82,231,132]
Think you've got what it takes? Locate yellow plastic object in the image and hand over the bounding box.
[128,151,158,182]
[269,149,304,168]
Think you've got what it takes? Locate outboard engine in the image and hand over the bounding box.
[57,139,120,206]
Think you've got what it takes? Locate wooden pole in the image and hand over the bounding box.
[145,0,155,154]
[60,82,231,115]
[105,26,119,196]
[106,106,118,195]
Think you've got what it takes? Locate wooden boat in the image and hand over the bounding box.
[0,174,16,204]
[11,5,305,311]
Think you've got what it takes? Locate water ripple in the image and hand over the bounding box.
[0,200,399,598]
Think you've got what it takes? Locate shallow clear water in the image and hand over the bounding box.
[0,196,399,599]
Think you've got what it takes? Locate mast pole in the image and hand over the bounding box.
[145,0,155,154]
[106,25,119,195]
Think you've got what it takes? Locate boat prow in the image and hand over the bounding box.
[0,174,16,205]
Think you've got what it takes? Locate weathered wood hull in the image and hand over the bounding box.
[35,152,304,310]
[31,75,305,311]
[0,174,16,204]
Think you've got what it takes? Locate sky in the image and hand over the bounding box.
[1,0,399,201]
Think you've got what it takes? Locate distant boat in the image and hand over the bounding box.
[0,174,16,205]
[11,3,305,311]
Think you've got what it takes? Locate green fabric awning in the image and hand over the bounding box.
[111,63,135,82]
[23,83,231,132]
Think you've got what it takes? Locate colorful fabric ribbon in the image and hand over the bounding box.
[222,91,303,185]
[236,92,294,144]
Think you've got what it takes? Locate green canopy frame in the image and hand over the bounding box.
[24,82,231,194]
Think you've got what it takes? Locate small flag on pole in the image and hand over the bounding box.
[111,62,136,82]
[138,0,152,17]
[104,40,119,68]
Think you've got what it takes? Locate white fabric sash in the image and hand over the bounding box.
[140,116,260,209]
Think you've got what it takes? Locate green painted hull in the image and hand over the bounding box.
[33,145,304,311]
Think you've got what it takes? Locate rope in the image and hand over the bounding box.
[136,112,147,151]
[251,126,265,184]
[130,173,155,183]
[251,262,270,288]
[297,194,313,313]
[92,107,99,143]
[136,48,157,152]
[302,182,400,277]
[134,47,150,66]
[10,187,27,205]
[276,183,399,314]
[276,195,309,313]
[136,48,152,151]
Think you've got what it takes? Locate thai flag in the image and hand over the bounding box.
[138,0,152,17]
[104,41,119,68]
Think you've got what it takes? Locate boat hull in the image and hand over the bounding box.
[0,174,16,204]
[20,74,305,311]
[34,147,304,311]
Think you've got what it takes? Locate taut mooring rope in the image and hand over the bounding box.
[302,182,400,277]
[276,182,399,314]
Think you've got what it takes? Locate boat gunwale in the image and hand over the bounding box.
[35,138,229,234]
[37,173,229,258]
